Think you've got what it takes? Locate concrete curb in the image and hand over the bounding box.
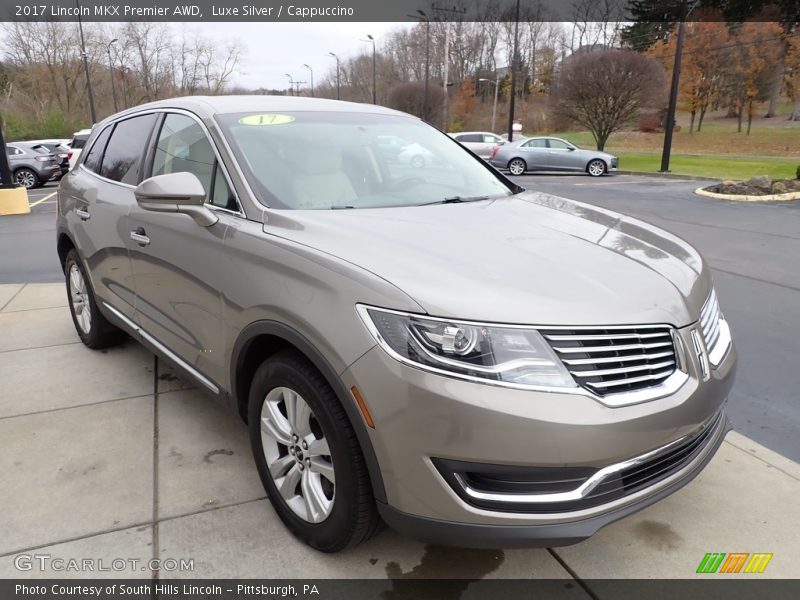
[615,170,715,181]
[694,186,800,202]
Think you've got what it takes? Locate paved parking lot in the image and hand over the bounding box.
[1,174,799,583]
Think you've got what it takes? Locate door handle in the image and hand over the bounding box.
[130,228,150,247]
[76,208,91,221]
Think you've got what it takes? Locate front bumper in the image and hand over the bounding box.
[341,322,736,546]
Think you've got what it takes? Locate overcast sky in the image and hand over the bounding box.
[193,22,410,91]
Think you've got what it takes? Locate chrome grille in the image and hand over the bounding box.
[700,289,722,353]
[541,326,677,396]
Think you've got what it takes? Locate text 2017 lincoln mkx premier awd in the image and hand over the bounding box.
[56,96,736,552]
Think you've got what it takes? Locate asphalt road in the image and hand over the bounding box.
[1,175,798,462]
[513,174,800,462]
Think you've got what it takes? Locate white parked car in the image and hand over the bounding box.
[449,131,505,159]
[397,142,437,168]
[67,128,93,170]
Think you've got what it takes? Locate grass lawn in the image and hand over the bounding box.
[616,152,799,180]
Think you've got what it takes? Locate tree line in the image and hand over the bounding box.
[0,12,797,147]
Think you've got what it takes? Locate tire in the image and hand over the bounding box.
[587,159,606,177]
[508,158,527,176]
[248,349,382,552]
[410,155,425,169]
[64,249,125,349]
[14,168,40,189]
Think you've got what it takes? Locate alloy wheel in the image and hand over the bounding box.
[15,170,37,189]
[260,386,335,523]
[588,160,606,177]
[68,263,92,334]
[509,159,526,176]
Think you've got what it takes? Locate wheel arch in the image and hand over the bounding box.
[57,231,76,272]
[231,320,387,503]
[586,157,608,173]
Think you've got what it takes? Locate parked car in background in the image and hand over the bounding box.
[397,141,437,168]
[375,135,410,161]
[28,140,71,178]
[67,128,93,170]
[57,96,735,553]
[4,142,61,188]
[491,136,618,177]
[449,131,505,159]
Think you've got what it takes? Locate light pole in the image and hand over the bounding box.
[106,38,118,113]
[285,73,295,96]
[507,0,521,142]
[417,10,431,122]
[328,52,340,100]
[479,77,500,133]
[660,0,688,172]
[362,34,376,104]
[302,64,314,97]
[76,0,96,123]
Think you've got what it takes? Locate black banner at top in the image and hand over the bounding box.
[0,0,798,22]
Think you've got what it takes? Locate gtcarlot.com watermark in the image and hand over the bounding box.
[14,553,194,573]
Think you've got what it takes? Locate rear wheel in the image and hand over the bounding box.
[14,168,39,189]
[64,249,125,349]
[587,159,606,177]
[248,349,382,552]
[508,158,527,176]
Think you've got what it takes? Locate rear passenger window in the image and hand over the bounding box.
[100,114,157,185]
[82,127,111,173]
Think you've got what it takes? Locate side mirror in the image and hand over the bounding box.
[567,146,576,151]
[134,172,218,227]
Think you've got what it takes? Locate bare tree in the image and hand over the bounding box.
[551,49,666,150]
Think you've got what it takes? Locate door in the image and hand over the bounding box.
[65,115,158,319]
[519,138,549,170]
[546,138,582,171]
[481,134,503,159]
[127,112,240,390]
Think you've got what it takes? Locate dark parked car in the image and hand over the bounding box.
[30,141,71,178]
[3,143,61,188]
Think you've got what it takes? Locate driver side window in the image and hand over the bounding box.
[152,113,239,212]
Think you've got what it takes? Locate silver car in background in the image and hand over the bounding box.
[491,136,619,177]
[4,142,61,188]
[57,96,734,553]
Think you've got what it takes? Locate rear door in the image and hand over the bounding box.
[62,114,158,319]
[519,138,549,170]
[127,111,241,391]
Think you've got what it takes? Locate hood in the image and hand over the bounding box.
[262,191,710,327]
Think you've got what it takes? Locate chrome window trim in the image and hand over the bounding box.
[451,410,724,505]
[78,107,247,219]
[356,303,690,407]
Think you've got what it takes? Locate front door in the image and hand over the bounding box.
[127,112,240,391]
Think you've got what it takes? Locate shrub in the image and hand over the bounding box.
[796,164,800,180]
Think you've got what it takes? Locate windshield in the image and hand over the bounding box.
[216,111,515,209]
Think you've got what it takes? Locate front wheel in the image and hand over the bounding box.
[14,168,39,189]
[248,350,382,552]
[587,159,607,177]
[508,158,527,176]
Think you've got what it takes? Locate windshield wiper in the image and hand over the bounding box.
[421,195,491,206]
[330,205,355,210]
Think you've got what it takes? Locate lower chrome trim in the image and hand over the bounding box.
[102,302,219,394]
[452,411,723,505]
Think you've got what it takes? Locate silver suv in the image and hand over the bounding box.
[56,97,736,552]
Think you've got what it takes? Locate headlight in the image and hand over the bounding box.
[357,305,576,388]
